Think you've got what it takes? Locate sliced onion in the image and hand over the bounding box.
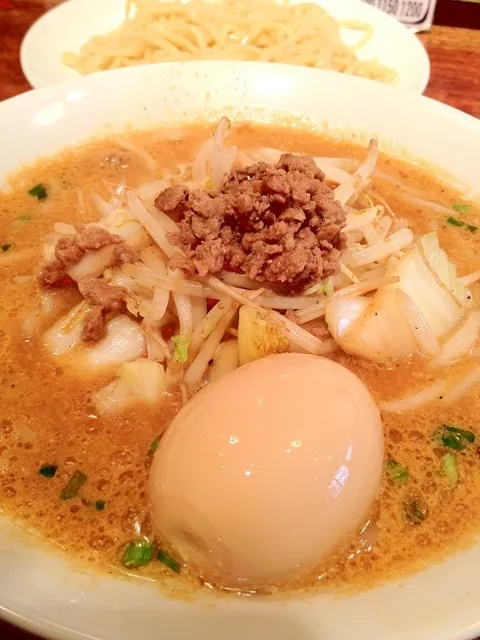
[93,380,129,416]
[43,302,88,356]
[67,245,115,281]
[390,241,464,338]
[442,366,480,405]
[395,289,440,357]
[430,310,480,368]
[84,315,146,369]
[379,380,446,413]
[460,269,480,287]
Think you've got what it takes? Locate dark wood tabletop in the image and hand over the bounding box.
[0,1,479,639]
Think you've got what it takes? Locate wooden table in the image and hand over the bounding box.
[0,2,479,639]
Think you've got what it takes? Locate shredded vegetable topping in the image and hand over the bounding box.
[442,452,458,489]
[434,424,475,451]
[39,464,58,478]
[157,550,181,573]
[172,334,190,363]
[28,183,48,200]
[121,539,156,568]
[33,118,480,416]
[148,435,162,455]
[404,500,426,525]
[60,470,87,500]
[386,460,409,484]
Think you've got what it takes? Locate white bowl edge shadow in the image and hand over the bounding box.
[19,0,430,94]
[0,61,478,640]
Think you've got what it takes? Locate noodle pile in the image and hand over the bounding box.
[62,0,397,84]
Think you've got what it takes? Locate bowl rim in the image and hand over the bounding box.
[19,0,430,93]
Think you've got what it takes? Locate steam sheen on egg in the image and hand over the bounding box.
[149,353,383,590]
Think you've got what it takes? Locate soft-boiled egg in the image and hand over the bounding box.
[149,353,383,590]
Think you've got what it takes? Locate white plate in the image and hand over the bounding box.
[20,0,430,93]
[1,62,479,640]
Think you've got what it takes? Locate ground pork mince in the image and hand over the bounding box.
[157,154,346,291]
[39,225,139,342]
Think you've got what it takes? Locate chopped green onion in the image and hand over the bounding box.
[447,216,464,227]
[386,460,409,484]
[16,215,31,222]
[434,424,475,451]
[95,500,106,511]
[1,244,12,252]
[442,452,458,489]
[172,334,190,363]
[121,539,155,568]
[157,550,181,573]
[148,435,161,455]
[28,184,47,200]
[60,470,87,500]
[452,203,470,214]
[39,464,57,478]
[404,500,426,525]
[446,216,477,232]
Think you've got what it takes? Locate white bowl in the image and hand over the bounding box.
[20,0,430,93]
[1,62,479,640]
